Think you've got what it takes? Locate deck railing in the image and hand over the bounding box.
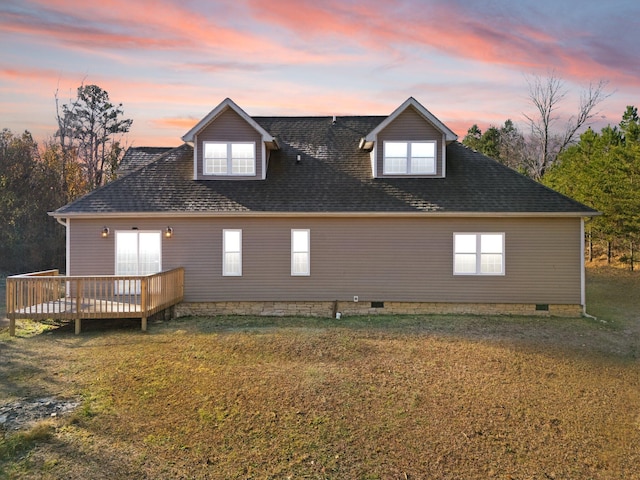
[6,268,185,335]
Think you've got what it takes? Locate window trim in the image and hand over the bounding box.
[291,229,310,276]
[203,141,256,176]
[222,229,242,276]
[453,232,505,276]
[383,140,436,175]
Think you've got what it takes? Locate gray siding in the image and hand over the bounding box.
[195,108,263,180]
[376,106,444,177]
[69,216,583,305]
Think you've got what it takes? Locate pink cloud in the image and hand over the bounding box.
[243,0,639,88]
[5,0,352,66]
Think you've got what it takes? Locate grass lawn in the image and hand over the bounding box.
[1,267,639,479]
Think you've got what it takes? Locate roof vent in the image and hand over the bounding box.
[296,154,301,164]
[332,115,336,125]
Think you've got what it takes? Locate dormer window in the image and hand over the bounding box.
[383,141,436,175]
[204,142,255,176]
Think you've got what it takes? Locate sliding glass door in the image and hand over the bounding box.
[115,231,161,294]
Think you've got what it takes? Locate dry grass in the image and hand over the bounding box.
[1,267,639,479]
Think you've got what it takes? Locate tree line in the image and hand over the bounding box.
[1,85,131,273]
[462,75,639,268]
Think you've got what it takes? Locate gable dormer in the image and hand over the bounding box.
[361,97,457,178]
[182,98,278,181]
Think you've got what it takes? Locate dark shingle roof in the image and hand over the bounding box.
[118,147,173,177]
[53,116,597,216]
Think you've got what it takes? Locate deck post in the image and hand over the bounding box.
[141,276,148,332]
[75,278,83,335]
[7,278,16,336]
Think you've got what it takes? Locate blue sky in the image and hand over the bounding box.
[1,0,639,147]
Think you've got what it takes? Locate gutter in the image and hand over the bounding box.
[48,210,602,220]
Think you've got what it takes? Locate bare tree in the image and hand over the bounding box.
[523,73,610,179]
[56,84,133,190]
[54,86,80,201]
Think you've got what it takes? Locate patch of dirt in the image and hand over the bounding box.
[0,397,80,431]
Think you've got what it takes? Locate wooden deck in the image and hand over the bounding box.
[6,268,184,335]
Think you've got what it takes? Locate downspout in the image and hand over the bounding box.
[580,217,598,321]
[54,216,70,276]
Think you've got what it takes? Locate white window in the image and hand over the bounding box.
[204,142,255,176]
[454,233,504,275]
[223,229,242,276]
[291,229,310,276]
[383,141,436,175]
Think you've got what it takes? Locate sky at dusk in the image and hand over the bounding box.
[1,0,639,148]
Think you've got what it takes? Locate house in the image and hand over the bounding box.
[50,97,599,319]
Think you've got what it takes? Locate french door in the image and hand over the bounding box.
[115,231,162,294]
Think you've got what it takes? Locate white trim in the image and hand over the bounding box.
[222,229,242,276]
[383,140,437,175]
[66,219,71,275]
[441,133,447,177]
[261,142,267,180]
[453,232,505,276]
[203,141,256,176]
[291,229,310,276]
[370,146,377,178]
[193,138,198,180]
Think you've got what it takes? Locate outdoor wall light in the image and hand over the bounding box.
[101,227,110,238]
[165,226,173,238]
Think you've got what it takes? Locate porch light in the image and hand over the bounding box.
[101,227,110,238]
[165,227,173,238]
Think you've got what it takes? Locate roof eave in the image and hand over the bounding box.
[49,210,601,219]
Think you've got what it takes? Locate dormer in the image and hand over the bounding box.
[360,97,457,178]
[182,98,279,181]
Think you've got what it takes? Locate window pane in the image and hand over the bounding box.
[138,232,161,275]
[204,143,227,159]
[231,143,254,159]
[224,252,241,275]
[455,254,477,273]
[224,230,241,251]
[410,156,435,174]
[384,142,407,157]
[292,230,309,252]
[481,234,503,253]
[411,142,434,157]
[384,157,407,174]
[384,142,408,174]
[116,232,138,275]
[232,157,255,175]
[205,157,227,174]
[292,252,309,275]
[481,253,503,274]
[455,234,476,253]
